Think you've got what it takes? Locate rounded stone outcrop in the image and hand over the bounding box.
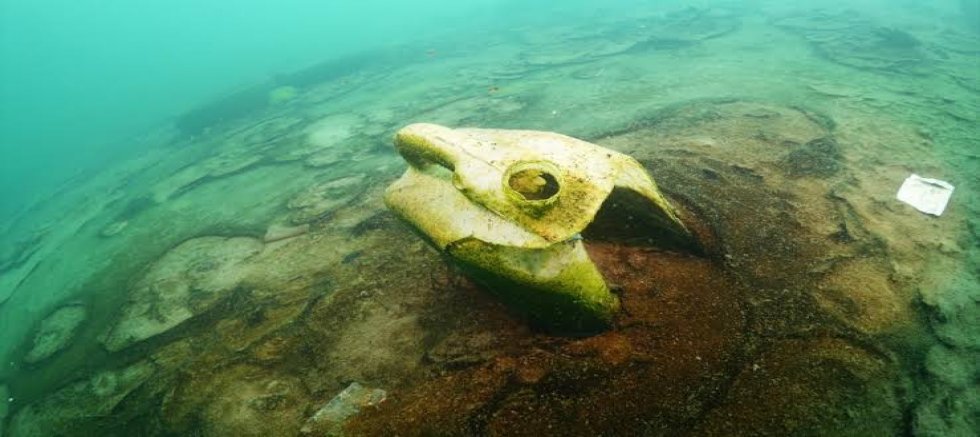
[24,304,87,364]
[101,237,263,352]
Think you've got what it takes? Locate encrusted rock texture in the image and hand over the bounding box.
[2,6,977,437]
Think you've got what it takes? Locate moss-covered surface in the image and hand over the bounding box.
[448,238,619,334]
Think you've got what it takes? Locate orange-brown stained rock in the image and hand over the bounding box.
[693,337,903,436]
[815,258,910,334]
[347,243,746,435]
[564,331,632,366]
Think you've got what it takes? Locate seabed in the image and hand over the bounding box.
[0,6,977,437]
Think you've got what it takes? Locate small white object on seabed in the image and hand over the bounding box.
[896,174,955,216]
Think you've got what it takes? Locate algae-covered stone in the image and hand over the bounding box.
[150,149,263,202]
[268,86,298,105]
[161,364,312,436]
[8,361,155,437]
[925,344,976,388]
[268,113,366,163]
[306,114,363,149]
[102,237,263,351]
[287,174,367,224]
[232,115,304,146]
[0,234,44,305]
[385,123,697,333]
[24,304,87,363]
[263,223,310,243]
[774,12,932,75]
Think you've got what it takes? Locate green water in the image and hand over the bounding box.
[0,1,977,436]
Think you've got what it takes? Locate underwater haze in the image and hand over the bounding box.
[0,0,532,218]
[0,0,978,436]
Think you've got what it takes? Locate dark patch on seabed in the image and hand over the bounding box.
[1,4,978,437]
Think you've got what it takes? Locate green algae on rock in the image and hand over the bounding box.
[286,174,367,225]
[384,123,698,333]
[8,361,156,437]
[267,86,298,105]
[101,236,263,351]
[23,304,87,364]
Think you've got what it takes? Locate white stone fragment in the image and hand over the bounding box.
[300,382,386,434]
[896,174,954,216]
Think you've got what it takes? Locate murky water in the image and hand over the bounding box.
[0,1,977,436]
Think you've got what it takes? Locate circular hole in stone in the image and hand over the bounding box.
[508,166,560,201]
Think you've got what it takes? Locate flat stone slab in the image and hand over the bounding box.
[101,237,263,351]
[24,304,87,364]
[301,382,386,435]
[8,361,155,436]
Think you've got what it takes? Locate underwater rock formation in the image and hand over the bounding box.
[2,5,975,433]
[346,100,926,434]
[410,95,527,128]
[634,7,740,49]
[267,86,298,105]
[23,304,87,364]
[161,364,310,436]
[101,237,263,351]
[0,234,45,305]
[12,96,968,436]
[276,113,366,165]
[306,114,363,148]
[287,174,367,224]
[262,223,309,243]
[151,150,264,202]
[8,361,155,437]
[519,7,738,66]
[774,12,933,75]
